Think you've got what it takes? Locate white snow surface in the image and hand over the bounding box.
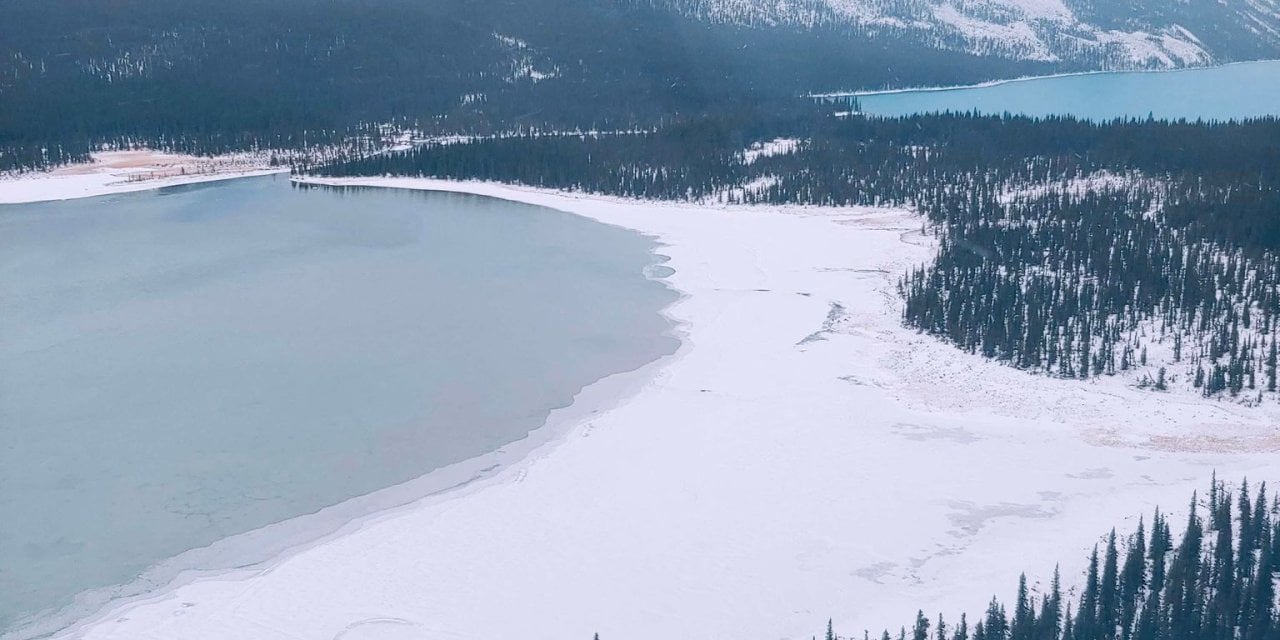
[741,138,801,164]
[37,177,1280,640]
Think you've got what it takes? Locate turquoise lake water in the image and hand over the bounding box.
[842,60,1280,121]
[0,176,678,636]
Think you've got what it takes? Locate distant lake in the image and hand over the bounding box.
[0,176,678,637]
[833,60,1280,121]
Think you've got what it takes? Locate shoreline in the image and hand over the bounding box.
[2,175,687,640]
[24,324,687,640]
[811,58,1280,99]
[0,150,286,205]
[16,336,686,640]
[37,176,1280,640]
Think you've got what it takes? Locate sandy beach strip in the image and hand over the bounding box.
[0,150,285,205]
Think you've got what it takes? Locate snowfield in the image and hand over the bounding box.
[30,177,1280,640]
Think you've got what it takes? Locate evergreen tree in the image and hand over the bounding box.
[1077,547,1102,640]
[955,614,970,640]
[916,611,933,640]
[1100,531,1120,640]
[1165,494,1204,640]
[1119,520,1146,640]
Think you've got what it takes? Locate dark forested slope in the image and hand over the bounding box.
[0,0,1050,171]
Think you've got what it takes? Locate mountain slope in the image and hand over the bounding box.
[1,0,1051,169]
[4,0,1280,171]
[657,0,1280,68]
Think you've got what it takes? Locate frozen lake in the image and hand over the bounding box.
[0,176,678,635]
[838,60,1280,121]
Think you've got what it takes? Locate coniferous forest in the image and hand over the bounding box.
[313,112,1280,402]
[0,0,1055,173]
[833,478,1280,640]
[7,0,1280,176]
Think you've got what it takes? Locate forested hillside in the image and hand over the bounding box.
[311,113,1280,402]
[0,0,1051,173]
[843,478,1280,640]
[7,0,1280,174]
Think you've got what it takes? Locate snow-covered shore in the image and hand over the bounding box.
[810,59,1280,99]
[34,177,1280,640]
[0,150,284,205]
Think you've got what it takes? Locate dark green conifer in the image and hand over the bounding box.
[915,611,932,640]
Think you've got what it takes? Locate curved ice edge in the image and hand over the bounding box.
[13,181,689,640]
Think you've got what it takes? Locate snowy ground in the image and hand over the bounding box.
[741,138,800,164]
[30,177,1280,640]
[0,150,284,204]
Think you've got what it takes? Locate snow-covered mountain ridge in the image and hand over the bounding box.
[654,0,1280,67]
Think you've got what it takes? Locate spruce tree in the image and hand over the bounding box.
[955,614,969,640]
[915,611,932,640]
[1077,546,1101,640]
[1013,574,1034,640]
[1119,520,1147,640]
[1165,494,1204,640]
[985,598,1010,640]
[1100,531,1120,640]
[1037,567,1063,640]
